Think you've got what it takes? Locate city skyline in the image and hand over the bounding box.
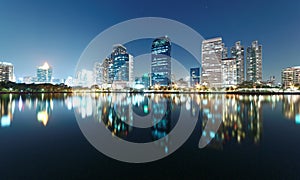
[0,37,298,89]
[0,0,299,82]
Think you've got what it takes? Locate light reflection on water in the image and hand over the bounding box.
[1,93,300,178]
[1,93,300,149]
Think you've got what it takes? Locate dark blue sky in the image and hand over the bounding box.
[0,0,299,81]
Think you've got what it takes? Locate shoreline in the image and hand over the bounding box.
[0,90,299,95]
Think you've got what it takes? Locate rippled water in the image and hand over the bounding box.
[0,93,300,179]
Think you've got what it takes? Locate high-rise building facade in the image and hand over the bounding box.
[111,44,133,83]
[282,66,300,87]
[37,62,52,83]
[134,73,150,89]
[151,36,171,86]
[222,58,237,87]
[190,67,200,87]
[94,61,103,85]
[127,54,134,83]
[0,62,14,82]
[102,58,113,84]
[75,69,93,87]
[201,37,225,88]
[246,41,262,82]
[231,41,244,84]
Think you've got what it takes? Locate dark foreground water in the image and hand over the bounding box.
[0,93,300,179]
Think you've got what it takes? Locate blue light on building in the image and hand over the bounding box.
[37,62,52,83]
[111,45,129,81]
[190,67,200,87]
[151,36,171,86]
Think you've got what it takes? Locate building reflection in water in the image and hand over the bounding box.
[282,95,300,124]
[0,94,15,127]
[0,93,72,128]
[220,95,262,147]
[151,95,170,153]
[1,93,300,149]
[36,94,53,126]
[72,94,300,150]
[198,94,223,149]
[73,93,185,154]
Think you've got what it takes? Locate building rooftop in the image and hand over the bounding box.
[202,37,222,43]
[38,62,51,70]
[0,62,13,66]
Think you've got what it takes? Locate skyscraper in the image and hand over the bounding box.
[151,36,171,87]
[75,69,93,87]
[111,44,133,83]
[127,54,134,83]
[94,61,103,85]
[102,57,113,85]
[201,37,225,88]
[231,41,244,84]
[0,62,14,82]
[246,41,262,82]
[190,67,200,87]
[222,58,237,87]
[37,62,52,83]
[111,44,132,81]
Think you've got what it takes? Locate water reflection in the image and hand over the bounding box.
[0,94,15,127]
[0,93,71,127]
[1,93,300,150]
[72,93,300,150]
[36,96,53,126]
[283,95,300,124]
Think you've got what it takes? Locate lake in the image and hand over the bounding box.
[0,93,299,179]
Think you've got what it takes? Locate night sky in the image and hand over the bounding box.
[0,0,299,82]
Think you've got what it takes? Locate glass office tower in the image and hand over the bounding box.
[246,41,262,82]
[231,41,245,84]
[190,67,200,87]
[151,36,171,87]
[37,62,52,83]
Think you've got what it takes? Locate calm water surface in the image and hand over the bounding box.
[0,93,300,179]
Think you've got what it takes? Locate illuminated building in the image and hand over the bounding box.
[201,37,225,88]
[93,58,114,87]
[142,73,150,88]
[102,57,113,85]
[74,69,94,87]
[37,62,52,83]
[231,41,245,84]
[0,62,14,82]
[190,67,200,87]
[94,61,103,85]
[134,73,150,89]
[111,44,134,83]
[151,36,171,86]
[281,66,300,87]
[222,58,237,87]
[246,41,262,82]
[23,76,36,84]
